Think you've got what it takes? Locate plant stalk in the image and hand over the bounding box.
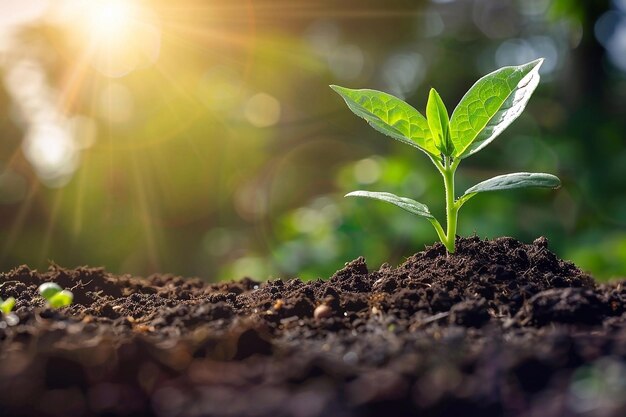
[442,158,459,253]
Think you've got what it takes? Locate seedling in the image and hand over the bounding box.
[332,58,560,253]
[38,282,73,308]
[0,297,15,314]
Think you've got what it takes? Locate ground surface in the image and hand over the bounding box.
[1,236,625,417]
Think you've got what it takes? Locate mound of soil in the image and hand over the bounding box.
[1,236,625,417]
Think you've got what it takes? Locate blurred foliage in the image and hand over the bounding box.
[0,0,624,281]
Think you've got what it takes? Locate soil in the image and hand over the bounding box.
[1,236,625,417]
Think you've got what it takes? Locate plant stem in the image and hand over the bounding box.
[442,158,459,253]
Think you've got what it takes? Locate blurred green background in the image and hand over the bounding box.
[0,0,624,281]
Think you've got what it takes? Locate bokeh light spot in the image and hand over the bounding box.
[353,158,382,185]
[244,93,281,128]
[596,10,626,72]
[494,37,558,74]
[327,44,365,81]
[305,20,341,55]
[22,123,78,187]
[383,52,425,98]
[518,0,551,16]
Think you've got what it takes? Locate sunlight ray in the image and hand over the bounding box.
[1,179,40,263]
[58,46,95,114]
[71,153,90,238]
[130,149,161,272]
[39,185,65,264]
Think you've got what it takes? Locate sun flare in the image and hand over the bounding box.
[84,0,136,45]
[71,0,161,77]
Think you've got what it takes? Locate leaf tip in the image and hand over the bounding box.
[330,85,352,95]
[543,173,561,189]
[428,87,442,100]
[529,57,544,70]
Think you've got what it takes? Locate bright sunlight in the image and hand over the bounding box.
[73,0,162,77]
[83,0,137,45]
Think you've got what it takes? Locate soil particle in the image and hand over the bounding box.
[515,287,608,326]
[0,236,624,417]
[449,298,491,328]
[313,304,333,320]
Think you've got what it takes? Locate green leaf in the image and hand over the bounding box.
[426,88,454,156]
[331,86,439,156]
[0,297,15,314]
[450,59,543,159]
[459,172,561,205]
[48,290,73,309]
[345,191,434,219]
[38,282,62,300]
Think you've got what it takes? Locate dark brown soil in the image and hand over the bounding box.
[1,236,625,417]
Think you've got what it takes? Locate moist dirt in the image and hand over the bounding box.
[1,236,625,417]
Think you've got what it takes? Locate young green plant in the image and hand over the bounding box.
[38,282,74,308]
[0,297,15,314]
[331,58,560,253]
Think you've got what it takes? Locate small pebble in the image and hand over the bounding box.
[314,304,332,320]
[5,313,19,326]
[343,351,358,365]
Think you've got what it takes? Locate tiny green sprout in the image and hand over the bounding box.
[39,282,62,299]
[0,297,15,314]
[48,291,74,308]
[38,283,73,308]
[331,58,560,254]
